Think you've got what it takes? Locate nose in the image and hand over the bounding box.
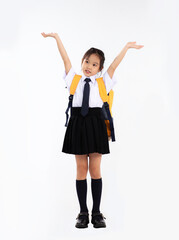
[87,65,92,70]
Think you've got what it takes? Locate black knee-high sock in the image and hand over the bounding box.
[91,178,102,214]
[76,179,88,213]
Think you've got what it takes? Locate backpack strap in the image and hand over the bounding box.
[96,77,115,142]
[70,74,82,95]
[108,89,114,117]
[65,74,82,126]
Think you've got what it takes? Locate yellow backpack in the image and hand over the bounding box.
[64,74,116,142]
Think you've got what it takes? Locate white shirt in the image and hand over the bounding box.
[63,66,117,107]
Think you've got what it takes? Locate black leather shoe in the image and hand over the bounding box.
[75,212,89,228]
[91,212,106,228]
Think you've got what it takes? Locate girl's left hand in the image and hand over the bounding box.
[126,42,144,49]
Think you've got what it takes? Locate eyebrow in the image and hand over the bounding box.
[86,59,99,65]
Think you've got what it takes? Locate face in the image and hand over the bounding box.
[81,54,103,77]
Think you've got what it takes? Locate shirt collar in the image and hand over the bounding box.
[81,72,96,84]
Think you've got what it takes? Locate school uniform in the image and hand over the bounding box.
[62,66,117,155]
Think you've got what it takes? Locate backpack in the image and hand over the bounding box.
[64,74,116,142]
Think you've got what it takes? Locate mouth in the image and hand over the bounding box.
[85,70,91,74]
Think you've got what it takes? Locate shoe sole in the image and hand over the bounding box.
[93,224,106,228]
[75,224,88,228]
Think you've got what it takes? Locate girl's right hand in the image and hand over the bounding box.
[41,32,58,39]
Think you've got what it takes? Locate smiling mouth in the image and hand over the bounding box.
[85,70,91,73]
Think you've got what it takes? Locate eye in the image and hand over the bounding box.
[93,64,97,67]
[86,60,88,63]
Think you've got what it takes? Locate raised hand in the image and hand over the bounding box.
[107,41,144,77]
[41,31,72,74]
[126,41,144,49]
[41,32,58,39]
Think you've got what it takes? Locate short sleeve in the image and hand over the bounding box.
[103,71,117,94]
[63,66,76,92]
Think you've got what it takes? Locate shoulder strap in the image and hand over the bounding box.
[70,74,82,95]
[96,77,114,117]
[107,89,114,117]
[96,77,108,102]
[65,74,82,127]
[96,77,115,141]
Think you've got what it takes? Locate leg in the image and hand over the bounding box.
[89,152,102,179]
[75,154,88,180]
[89,153,102,214]
[75,154,89,213]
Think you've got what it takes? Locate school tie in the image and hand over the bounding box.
[80,78,91,116]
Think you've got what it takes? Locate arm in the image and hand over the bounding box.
[107,42,144,78]
[55,34,72,74]
[41,32,72,75]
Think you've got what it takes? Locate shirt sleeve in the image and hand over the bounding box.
[103,70,118,94]
[63,66,76,93]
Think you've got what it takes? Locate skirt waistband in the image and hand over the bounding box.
[71,107,103,116]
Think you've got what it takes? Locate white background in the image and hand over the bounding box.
[0,0,179,239]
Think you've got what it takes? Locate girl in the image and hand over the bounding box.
[41,32,144,229]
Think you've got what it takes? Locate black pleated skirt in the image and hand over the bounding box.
[62,107,110,155]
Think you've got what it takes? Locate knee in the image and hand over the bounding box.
[76,163,88,179]
[77,163,88,173]
[89,166,101,179]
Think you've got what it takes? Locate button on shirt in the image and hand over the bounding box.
[63,66,117,108]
